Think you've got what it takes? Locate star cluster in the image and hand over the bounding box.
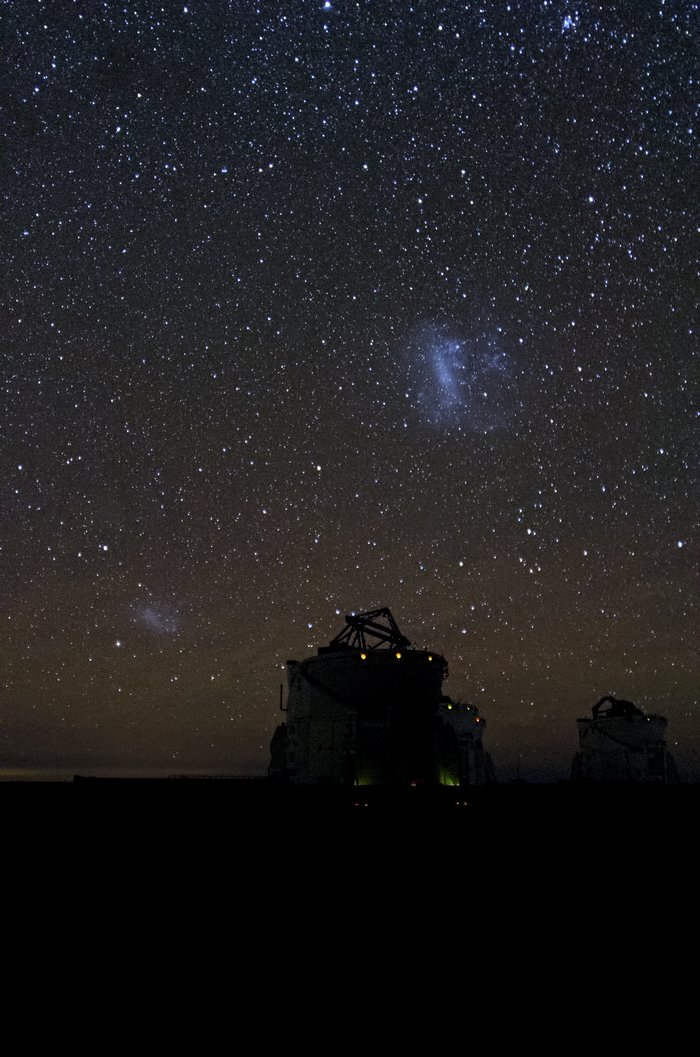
[2,1,696,779]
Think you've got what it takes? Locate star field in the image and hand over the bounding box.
[2,1,697,779]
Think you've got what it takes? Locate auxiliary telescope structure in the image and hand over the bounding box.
[571,695,678,783]
[269,607,493,787]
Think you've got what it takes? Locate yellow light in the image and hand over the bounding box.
[360,652,367,660]
[427,655,433,661]
[395,651,402,659]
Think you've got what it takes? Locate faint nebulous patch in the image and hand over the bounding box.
[407,322,515,433]
[138,606,179,636]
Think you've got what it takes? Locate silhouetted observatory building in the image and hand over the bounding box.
[269,608,494,787]
[571,695,678,783]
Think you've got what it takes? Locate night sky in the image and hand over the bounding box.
[2,1,697,780]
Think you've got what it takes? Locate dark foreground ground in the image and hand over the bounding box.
[7,780,698,890]
[7,775,700,818]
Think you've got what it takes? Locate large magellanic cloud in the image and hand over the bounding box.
[408,322,516,433]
